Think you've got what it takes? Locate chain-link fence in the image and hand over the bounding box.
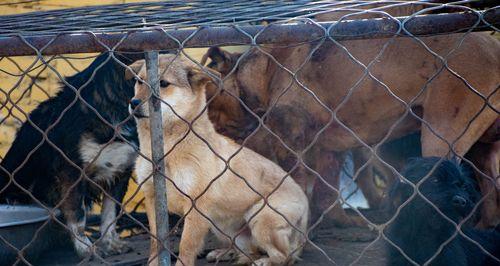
[0,0,499,265]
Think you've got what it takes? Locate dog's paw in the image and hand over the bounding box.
[97,237,132,257]
[253,257,272,266]
[206,248,237,262]
[148,256,159,266]
[74,235,95,258]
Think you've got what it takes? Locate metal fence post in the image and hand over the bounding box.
[145,51,170,266]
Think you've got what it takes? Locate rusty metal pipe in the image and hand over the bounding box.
[146,51,170,266]
[0,10,497,56]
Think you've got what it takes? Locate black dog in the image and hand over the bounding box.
[386,157,500,266]
[0,53,139,258]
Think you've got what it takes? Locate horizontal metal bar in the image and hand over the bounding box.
[0,10,497,57]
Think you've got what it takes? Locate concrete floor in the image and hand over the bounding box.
[37,225,387,266]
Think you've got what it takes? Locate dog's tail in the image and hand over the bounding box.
[0,123,42,204]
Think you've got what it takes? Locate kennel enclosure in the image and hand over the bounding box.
[0,1,499,265]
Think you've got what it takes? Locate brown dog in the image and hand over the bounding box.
[465,119,500,228]
[201,32,500,227]
[129,55,309,266]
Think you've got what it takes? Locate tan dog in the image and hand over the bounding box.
[129,55,309,266]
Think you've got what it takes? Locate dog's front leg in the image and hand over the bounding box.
[98,174,131,256]
[60,181,93,258]
[176,212,211,266]
[144,191,159,265]
[98,195,131,256]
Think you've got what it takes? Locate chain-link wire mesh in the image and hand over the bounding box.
[0,0,498,265]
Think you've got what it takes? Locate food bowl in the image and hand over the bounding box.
[0,205,64,265]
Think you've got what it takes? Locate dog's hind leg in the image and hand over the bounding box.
[205,229,238,263]
[420,80,499,158]
[98,171,131,256]
[251,223,289,265]
[207,226,259,264]
[248,208,293,265]
[234,233,260,264]
[467,141,500,228]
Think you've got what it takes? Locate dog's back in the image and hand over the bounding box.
[0,86,83,203]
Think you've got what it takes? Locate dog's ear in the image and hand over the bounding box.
[187,67,221,92]
[125,59,145,80]
[200,47,240,76]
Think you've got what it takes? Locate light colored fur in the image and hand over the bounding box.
[78,135,135,255]
[130,55,309,266]
[79,134,136,185]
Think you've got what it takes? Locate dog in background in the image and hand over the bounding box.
[386,157,500,266]
[0,53,139,258]
[129,55,309,266]
[352,132,423,210]
[201,32,500,228]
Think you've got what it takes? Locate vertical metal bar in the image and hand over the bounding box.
[145,51,170,266]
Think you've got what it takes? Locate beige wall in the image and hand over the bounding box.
[0,0,162,16]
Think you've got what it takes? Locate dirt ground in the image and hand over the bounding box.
[37,224,387,266]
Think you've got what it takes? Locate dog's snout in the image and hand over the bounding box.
[130,98,141,109]
[452,195,467,207]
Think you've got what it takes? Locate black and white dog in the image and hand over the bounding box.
[0,53,139,258]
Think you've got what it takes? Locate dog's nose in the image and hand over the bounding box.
[452,195,467,207]
[130,98,141,109]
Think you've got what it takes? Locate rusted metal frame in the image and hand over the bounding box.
[0,10,498,57]
[145,51,170,266]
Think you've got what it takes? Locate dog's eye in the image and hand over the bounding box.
[432,178,439,183]
[135,78,143,85]
[160,80,170,88]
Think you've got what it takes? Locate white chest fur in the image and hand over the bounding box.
[79,136,137,184]
[135,156,197,215]
[135,157,196,193]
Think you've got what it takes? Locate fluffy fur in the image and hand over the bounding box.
[354,128,499,229]
[130,55,309,266]
[0,53,139,258]
[386,157,500,266]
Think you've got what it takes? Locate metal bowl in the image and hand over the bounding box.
[0,205,64,265]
